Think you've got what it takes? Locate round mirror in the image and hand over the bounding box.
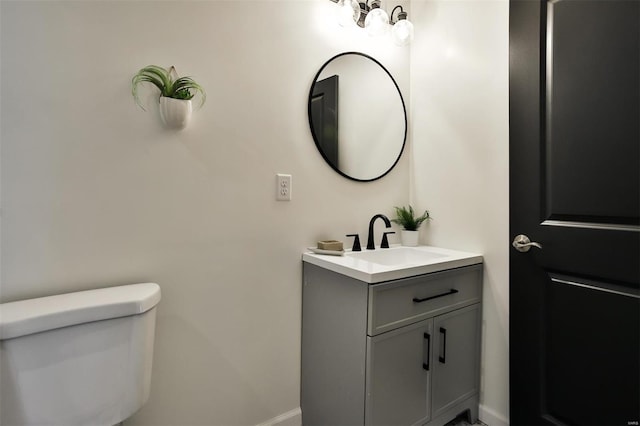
[308,52,407,182]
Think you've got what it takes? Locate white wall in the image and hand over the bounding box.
[410,1,510,425]
[0,1,410,425]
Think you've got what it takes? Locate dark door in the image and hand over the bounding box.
[310,74,339,168]
[509,1,640,425]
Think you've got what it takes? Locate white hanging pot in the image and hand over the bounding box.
[400,230,419,247]
[159,96,192,130]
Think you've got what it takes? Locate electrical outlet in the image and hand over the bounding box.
[276,174,292,201]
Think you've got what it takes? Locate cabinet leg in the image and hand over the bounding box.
[444,409,479,425]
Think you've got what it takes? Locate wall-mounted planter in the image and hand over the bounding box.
[159,97,192,130]
[132,65,206,131]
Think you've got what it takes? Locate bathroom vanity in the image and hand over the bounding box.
[301,246,483,426]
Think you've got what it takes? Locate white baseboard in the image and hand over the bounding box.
[479,404,509,426]
[255,407,301,426]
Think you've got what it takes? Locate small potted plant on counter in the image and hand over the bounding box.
[132,65,206,130]
[391,205,431,246]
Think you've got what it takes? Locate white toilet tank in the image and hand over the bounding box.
[0,283,161,426]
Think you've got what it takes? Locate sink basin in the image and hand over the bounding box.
[303,245,482,283]
[347,246,447,266]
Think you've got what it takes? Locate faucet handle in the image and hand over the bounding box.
[381,231,395,249]
[346,234,362,252]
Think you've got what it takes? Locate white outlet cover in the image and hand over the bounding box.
[276,174,292,201]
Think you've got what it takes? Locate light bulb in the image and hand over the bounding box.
[337,0,361,28]
[364,6,389,37]
[392,18,414,46]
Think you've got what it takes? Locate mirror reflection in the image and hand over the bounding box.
[308,52,407,182]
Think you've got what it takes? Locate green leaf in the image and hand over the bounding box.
[170,77,206,108]
[391,205,431,231]
[131,65,206,110]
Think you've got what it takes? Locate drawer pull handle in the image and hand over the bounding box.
[413,289,459,304]
[422,332,431,371]
[439,327,447,364]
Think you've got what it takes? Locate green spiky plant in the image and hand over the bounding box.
[391,205,431,231]
[132,65,206,111]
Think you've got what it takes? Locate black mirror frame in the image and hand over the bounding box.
[307,52,408,182]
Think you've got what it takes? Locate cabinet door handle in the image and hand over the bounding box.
[413,289,459,304]
[422,332,431,371]
[439,327,447,364]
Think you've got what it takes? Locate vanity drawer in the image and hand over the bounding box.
[367,264,482,336]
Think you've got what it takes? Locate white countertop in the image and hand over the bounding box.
[302,245,483,283]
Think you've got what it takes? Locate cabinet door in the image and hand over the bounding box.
[365,319,432,426]
[432,304,481,418]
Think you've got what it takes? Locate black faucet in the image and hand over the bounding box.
[346,234,362,251]
[367,214,392,250]
[381,231,395,249]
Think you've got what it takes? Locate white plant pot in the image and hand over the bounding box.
[400,230,419,247]
[159,97,192,130]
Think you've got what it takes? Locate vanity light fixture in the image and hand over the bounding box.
[364,1,389,36]
[336,0,361,27]
[330,0,414,46]
[390,5,414,46]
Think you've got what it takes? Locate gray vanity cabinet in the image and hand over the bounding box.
[301,261,483,426]
[431,305,481,419]
[366,319,432,425]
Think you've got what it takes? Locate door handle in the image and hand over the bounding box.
[439,327,447,364]
[512,234,542,252]
[422,332,431,371]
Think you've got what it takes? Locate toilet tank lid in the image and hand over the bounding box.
[0,283,161,340]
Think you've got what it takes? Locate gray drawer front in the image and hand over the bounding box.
[367,264,482,336]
